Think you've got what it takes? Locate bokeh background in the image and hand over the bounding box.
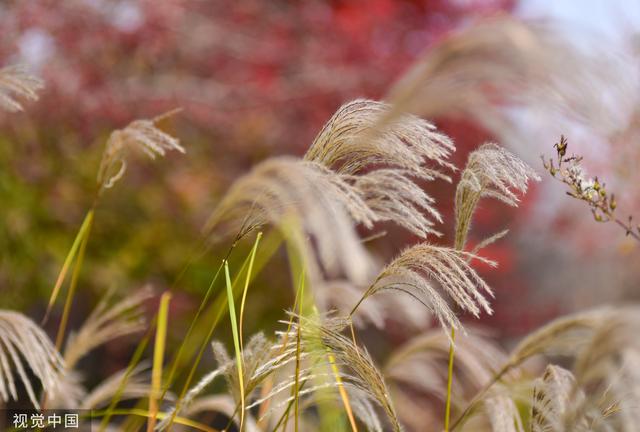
[1,0,639,384]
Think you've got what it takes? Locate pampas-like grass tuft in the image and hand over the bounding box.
[385,16,630,147]
[484,389,525,432]
[257,315,401,431]
[385,329,509,402]
[0,64,43,112]
[305,99,455,176]
[297,316,401,432]
[530,365,586,432]
[205,157,377,284]
[63,288,152,370]
[455,143,539,249]
[0,310,65,409]
[353,244,497,334]
[97,110,184,190]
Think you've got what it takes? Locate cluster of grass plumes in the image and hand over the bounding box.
[2,13,640,432]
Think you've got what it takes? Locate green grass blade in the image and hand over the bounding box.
[148,292,171,432]
[44,209,94,323]
[161,261,225,398]
[165,230,281,431]
[54,210,93,350]
[239,232,262,355]
[224,260,245,431]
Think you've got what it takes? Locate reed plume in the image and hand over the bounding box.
[351,244,496,334]
[63,288,152,370]
[484,389,525,432]
[304,99,454,176]
[530,365,586,432]
[97,109,184,191]
[385,16,626,147]
[269,316,401,431]
[0,310,65,409]
[306,99,454,238]
[455,143,539,249]
[385,329,509,402]
[319,279,432,329]
[205,156,377,284]
[0,64,44,112]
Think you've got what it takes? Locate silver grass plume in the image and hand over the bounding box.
[158,334,270,431]
[506,308,612,370]
[305,99,455,238]
[318,280,432,329]
[212,333,272,409]
[207,99,458,285]
[304,99,454,176]
[97,109,184,191]
[345,386,385,432]
[484,388,525,432]
[288,316,401,432]
[385,329,508,402]
[156,360,230,431]
[63,288,151,370]
[81,364,156,410]
[45,370,86,410]
[350,168,444,238]
[385,16,628,147]
[530,365,588,432]
[299,318,402,431]
[567,309,640,431]
[205,157,376,284]
[0,310,65,409]
[351,243,496,334]
[455,143,539,249]
[477,308,631,432]
[0,65,44,112]
[245,316,398,431]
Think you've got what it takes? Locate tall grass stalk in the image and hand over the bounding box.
[224,260,246,431]
[44,209,94,324]
[239,232,262,355]
[54,210,94,349]
[444,327,456,431]
[163,231,279,431]
[257,264,307,430]
[148,292,171,432]
[294,270,306,432]
[444,220,470,430]
[328,351,358,432]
